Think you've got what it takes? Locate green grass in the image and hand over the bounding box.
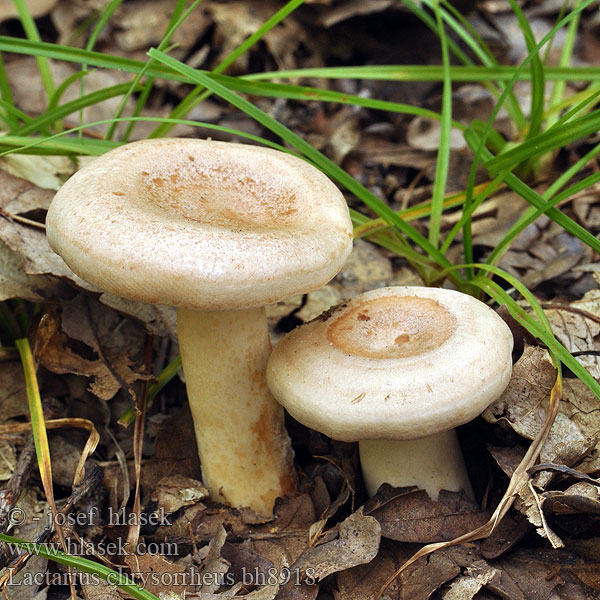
[0,0,599,589]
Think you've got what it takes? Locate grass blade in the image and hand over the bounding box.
[428,1,452,250]
[0,533,160,600]
[148,48,460,283]
[150,0,306,138]
[12,0,55,103]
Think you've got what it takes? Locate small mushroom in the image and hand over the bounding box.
[266,286,514,500]
[46,138,353,515]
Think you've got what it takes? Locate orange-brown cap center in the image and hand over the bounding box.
[326,295,456,359]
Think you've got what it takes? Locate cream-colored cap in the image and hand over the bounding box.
[46,138,353,311]
[266,286,513,442]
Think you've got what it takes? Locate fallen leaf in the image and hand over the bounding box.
[366,487,491,543]
[35,311,148,401]
[153,475,208,515]
[335,542,478,600]
[0,362,29,421]
[0,155,74,191]
[544,482,600,516]
[81,576,122,600]
[199,525,229,594]
[0,242,55,302]
[440,563,498,599]
[483,345,592,470]
[291,510,380,581]
[124,552,189,596]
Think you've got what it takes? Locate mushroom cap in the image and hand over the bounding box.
[266,286,514,442]
[46,139,353,311]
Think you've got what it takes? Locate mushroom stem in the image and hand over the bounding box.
[177,307,297,516]
[358,429,473,500]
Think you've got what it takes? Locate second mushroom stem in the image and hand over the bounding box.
[358,429,474,500]
[177,307,297,516]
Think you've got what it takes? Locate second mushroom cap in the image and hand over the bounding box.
[266,286,514,443]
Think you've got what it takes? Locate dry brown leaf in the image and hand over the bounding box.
[366,488,491,543]
[6,58,136,137]
[483,345,591,469]
[0,242,55,302]
[35,312,147,401]
[113,0,210,53]
[327,114,361,164]
[124,552,190,596]
[0,361,29,421]
[140,406,203,496]
[98,293,178,341]
[0,439,16,481]
[153,475,208,516]
[336,543,480,600]
[48,433,86,488]
[199,525,229,594]
[440,563,498,599]
[360,135,434,169]
[0,154,74,191]
[545,306,600,378]
[543,482,600,515]
[491,547,595,599]
[81,578,121,600]
[291,510,380,581]
[0,170,93,289]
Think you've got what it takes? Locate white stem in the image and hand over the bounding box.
[358,429,473,500]
[177,307,296,516]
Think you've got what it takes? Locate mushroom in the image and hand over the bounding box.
[46,138,353,516]
[266,286,513,500]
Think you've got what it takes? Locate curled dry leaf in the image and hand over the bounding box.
[113,0,211,53]
[206,0,305,71]
[543,482,600,516]
[291,510,380,582]
[199,525,229,595]
[34,312,148,401]
[544,304,600,378]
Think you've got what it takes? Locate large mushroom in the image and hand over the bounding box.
[266,286,514,499]
[46,138,353,516]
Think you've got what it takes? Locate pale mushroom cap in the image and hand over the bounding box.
[266,286,514,442]
[46,139,353,310]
